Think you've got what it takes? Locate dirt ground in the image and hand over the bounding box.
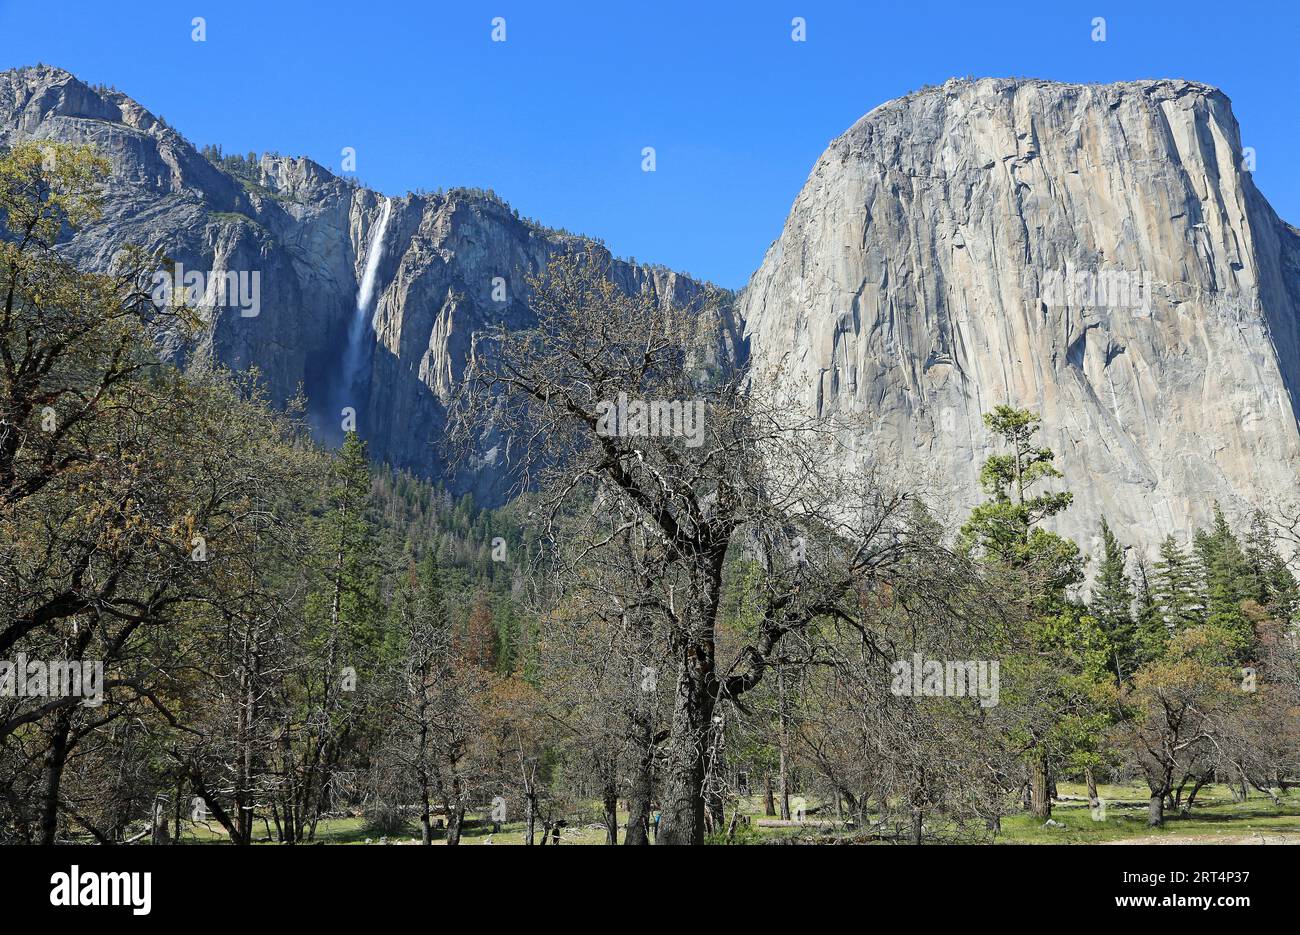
[1105,833,1300,845]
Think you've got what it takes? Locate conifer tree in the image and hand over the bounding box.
[959,406,1082,604]
[1243,510,1299,623]
[1131,554,1167,664]
[1196,505,1254,657]
[1153,534,1203,631]
[960,406,1085,820]
[1091,518,1136,683]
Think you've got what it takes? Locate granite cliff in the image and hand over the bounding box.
[0,65,732,503]
[741,77,1300,554]
[5,66,1298,550]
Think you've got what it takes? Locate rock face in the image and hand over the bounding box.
[5,66,1298,546]
[0,65,732,503]
[741,77,1300,555]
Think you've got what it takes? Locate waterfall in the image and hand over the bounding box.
[355,198,392,322]
[336,197,392,424]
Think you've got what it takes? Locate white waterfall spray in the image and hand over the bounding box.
[336,197,392,427]
[355,198,392,321]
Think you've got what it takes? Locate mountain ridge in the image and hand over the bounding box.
[0,64,738,504]
[4,64,1297,553]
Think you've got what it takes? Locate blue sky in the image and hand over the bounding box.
[2,0,1296,287]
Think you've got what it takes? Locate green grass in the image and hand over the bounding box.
[166,785,1300,844]
[996,783,1300,844]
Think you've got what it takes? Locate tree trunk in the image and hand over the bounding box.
[1173,775,1189,812]
[270,802,285,844]
[657,642,713,845]
[39,709,76,844]
[1147,791,1164,827]
[418,719,432,845]
[419,785,432,845]
[777,664,791,821]
[524,792,537,845]
[173,778,183,844]
[763,771,776,817]
[1085,766,1100,811]
[1029,753,1052,820]
[725,806,741,842]
[232,616,261,847]
[602,775,619,845]
[841,789,863,825]
[624,730,653,845]
[442,768,465,845]
[446,805,464,845]
[151,796,170,844]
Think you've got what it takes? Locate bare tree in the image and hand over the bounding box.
[451,252,986,843]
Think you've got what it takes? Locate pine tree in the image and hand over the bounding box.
[1131,554,1166,664]
[1192,504,1254,659]
[1243,510,1300,623]
[323,433,381,660]
[413,550,451,639]
[960,406,1085,821]
[1091,518,1136,683]
[959,405,1082,604]
[1153,534,1203,632]
[492,597,518,674]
